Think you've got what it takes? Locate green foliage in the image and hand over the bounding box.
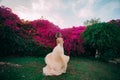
[25,41,52,57]
[0,25,52,57]
[82,22,120,60]
[0,25,26,56]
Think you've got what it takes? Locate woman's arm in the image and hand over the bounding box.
[56,38,59,44]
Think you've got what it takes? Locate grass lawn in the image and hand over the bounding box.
[0,57,120,80]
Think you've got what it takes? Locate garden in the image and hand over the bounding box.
[0,6,120,80]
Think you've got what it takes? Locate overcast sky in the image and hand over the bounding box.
[0,0,120,28]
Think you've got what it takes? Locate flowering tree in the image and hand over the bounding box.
[31,19,60,48]
[61,26,86,56]
[0,6,37,56]
[0,6,21,31]
[0,6,86,56]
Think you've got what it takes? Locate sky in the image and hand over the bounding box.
[0,0,120,28]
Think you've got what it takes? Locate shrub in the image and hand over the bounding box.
[31,19,60,48]
[61,26,86,56]
[0,24,26,56]
[82,22,120,61]
[0,6,52,57]
[0,6,21,31]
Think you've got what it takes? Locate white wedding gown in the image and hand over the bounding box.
[43,43,70,76]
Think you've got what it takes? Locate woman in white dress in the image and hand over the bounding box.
[43,32,70,76]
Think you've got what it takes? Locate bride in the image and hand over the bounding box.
[43,32,70,76]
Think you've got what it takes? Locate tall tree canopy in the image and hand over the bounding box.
[82,22,120,60]
[84,18,101,26]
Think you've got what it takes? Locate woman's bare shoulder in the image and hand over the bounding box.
[57,38,63,40]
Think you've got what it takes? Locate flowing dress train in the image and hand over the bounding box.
[43,44,70,76]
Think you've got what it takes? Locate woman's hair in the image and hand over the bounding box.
[55,32,62,38]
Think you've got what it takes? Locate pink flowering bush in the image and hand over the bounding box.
[0,6,21,31]
[0,6,86,56]
[108,19,120,28]
[61,26,86,56]
[18,20,36,39]
[0,6,37,56]
[31,19,86,56]
[31,19,61,48]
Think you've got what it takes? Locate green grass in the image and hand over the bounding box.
[0,57,120,80]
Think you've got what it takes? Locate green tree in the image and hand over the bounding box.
[82,22,120,61]
[84,18,101,26]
